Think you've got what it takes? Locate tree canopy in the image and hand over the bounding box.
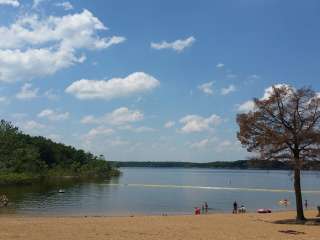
[237,85,320,221]
[0,119,119,184]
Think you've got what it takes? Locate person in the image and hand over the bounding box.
[194,207,201,215]
[205,202,208,213]
[201,204,205,213]
[239,205,246,213]
[0,194,9,207]
[233,201,238,214]
[304,200,308,209]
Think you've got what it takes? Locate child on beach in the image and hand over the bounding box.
[205,202,208,213]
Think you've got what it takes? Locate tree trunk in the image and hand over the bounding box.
[294,168,306,221]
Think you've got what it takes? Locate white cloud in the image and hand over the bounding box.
[190,139,210,149]
[0,96,8,103]
[261,83,291,100]
[237,100,255,113]
[38,109,69,121]
[237,84,291,112]
[44,89,59,100]
[221,84,236,95]
[55,1,73,10]
[0,0,19,7]
[81,107,143,126]
[180,114,222,133]
[16,83,39,99]
[84,126,114,141]
[0,48,83,82]
[21,120,46,131]
[0,10,125,82]
[109,138,129,147]
[119,125,155,133]
[164,121,175,129]
[32,0,45,8]
[249,74,261,79]
[151,36,195,52]
[66,72,160,100]
[198,81,213,95]
[216,63,224,68]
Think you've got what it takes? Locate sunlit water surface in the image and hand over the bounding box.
[1,168,320,215]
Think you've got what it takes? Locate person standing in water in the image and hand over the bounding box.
[205,202,208,213]
[304,200,308,209]
[233,201,238,214]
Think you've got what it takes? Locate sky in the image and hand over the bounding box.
[0,0,320,162]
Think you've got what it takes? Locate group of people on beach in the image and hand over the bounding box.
[194,202,208,215]
[233,201,246,214]
[0,194,9,207]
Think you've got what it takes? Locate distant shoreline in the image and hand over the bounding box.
[110,160,320,171]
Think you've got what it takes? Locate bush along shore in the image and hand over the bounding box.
[0,120,120,185]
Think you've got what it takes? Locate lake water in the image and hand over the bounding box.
[1,168,320,216]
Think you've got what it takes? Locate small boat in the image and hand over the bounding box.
[257,208,272,214]
[58,189,65,193]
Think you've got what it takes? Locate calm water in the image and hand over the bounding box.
[1,168,320,216]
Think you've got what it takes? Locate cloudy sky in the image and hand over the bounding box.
[0,0,319,162]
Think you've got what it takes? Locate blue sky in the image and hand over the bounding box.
[0,0,319,162]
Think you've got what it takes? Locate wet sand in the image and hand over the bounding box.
[0,211,319,240]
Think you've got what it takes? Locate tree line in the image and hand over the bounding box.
[111,160,320,170]
[0,120,119,184]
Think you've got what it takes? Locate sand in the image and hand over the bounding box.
[0,211,319,240]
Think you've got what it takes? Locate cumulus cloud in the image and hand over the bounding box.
[84,126,114,142]
[198,81,214,95]
[44,89,59,100]
[260,83,291,100]
[0,96,7,102]
[55,1,73,10]
[81,107,143,126]
[16,83,39,99]
[0,48,83,82]
[190,139,210,149]
[237,84,291,112]
[38,109,69,121]
[66,72,160,100]
[0,10,125,82]
[216,63,224,68]
[221,84,236,95]
[164,121,175,129]
[237,100,255,113]
[119,125,156,133]
[151,36,195,52]
[0,0,19,7]
[180,114,222,133]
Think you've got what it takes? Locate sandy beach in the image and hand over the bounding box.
[0,211,319,240]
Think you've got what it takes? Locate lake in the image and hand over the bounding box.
[1,168,320,216]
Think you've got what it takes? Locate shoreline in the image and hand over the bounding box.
[0,207,301,218]
[0,211,319,240]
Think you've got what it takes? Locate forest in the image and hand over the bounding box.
[0,120,119,185]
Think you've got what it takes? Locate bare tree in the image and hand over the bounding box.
[237,85,320,221]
